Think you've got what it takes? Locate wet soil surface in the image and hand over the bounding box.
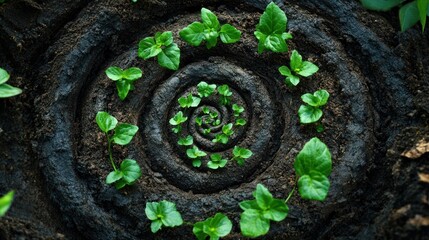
[0,0,428,239]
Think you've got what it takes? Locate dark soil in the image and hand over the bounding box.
[0,0,428,239]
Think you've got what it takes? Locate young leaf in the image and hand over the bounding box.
[0,68,10,85]
[179,22,205,46]
[106,170,123,184]
[196,117,203,126]
[187,146,207,158]
[298,106,321,124]
[0,84,23,98]
[399,1,420,31]
[96,111,118,133]
[232,104,244,116]
[145,200,183,233]
[197,81,217,97]
[155,31,174,46]
[178,135,194,146]
[278,66,300,86]
[138,37,161,60]
[105,66,123,81]
[193,213,233,240]
[112,123,139,145]
[158,43,181,70]
[294,138,332,201]
[179,94,201,108]
[212,134,229,144]
[0,190,14,217]
[118,159,142,184]
[201,8,220,30]
[417,0,428,31]
[235,118,247,126]
[298,105,323,124]
[220,24,242,43]
[240,209,270,237]
[222,123,234,136]
[122,67,143,81]
[207,153,228,169]
[298,61,319,77]
[301,90,329,107]
[254,2,289,53]
[116,81,131,101]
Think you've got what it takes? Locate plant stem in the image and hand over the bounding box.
[285,185,295,204]
[106,133,118,171]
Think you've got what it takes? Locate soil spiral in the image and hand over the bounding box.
[0,0,414,239]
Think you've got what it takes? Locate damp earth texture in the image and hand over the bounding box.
[0,0,429,239]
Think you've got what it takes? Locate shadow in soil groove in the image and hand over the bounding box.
[0,0,428,239]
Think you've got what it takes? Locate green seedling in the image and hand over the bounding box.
[235,118,247,126]
[105,66,143,100]
[232,146,252,166]
[209,111,218,119]
[254,2,293,54]
[193,213,233,240]
[294,137,332,201]
[96,112,141,189]
[239,184,289,238]
[0,68,22,98]
[145,200,183,233]
[196,117,203,126]
[232,104,244,117]
[213,119,221,126]
[187,145,207,167]
[169,111,188,133]
[202,106,210,114]
[138,31,181,70]
[0,190,14,217]
[180,8,242,49]
[179,93,201,108]
[178,135,194,146]
[279,50,319,86]
[217,85,232,105]
[361,0,429,32]
[197,81,217,97]
[202,128,211,135]
[207,153,228,169]
[298,89,329,124]
[212,123,234,144]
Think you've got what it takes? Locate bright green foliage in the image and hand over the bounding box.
[207,153,228,169]
[138,31,181,70]
[294,137,332,201]
[254,2,293,54]
[361,0,429,32]
[196,117,203,126]
[96,112,141,189]
[169,111,188,133]
[232,104,244,117]
[298,89,329,124]
[178,135,193,146]
[0,191,14,217]
[278,50,319,86]
[106,159,142,189]
[197,81,217,97]
[232,146,252,166]
[193,213,233,240]
[105,66,142,100]
[187,146,207,167]
[217,85,232,105]
[202,107,210,114]
[239,184,289,238]
[180,8,241,49]
[145,200,183,233]
[212,123,234,144]
[0,68,22,98]
[235,118,247,126]
[179,94,201,108]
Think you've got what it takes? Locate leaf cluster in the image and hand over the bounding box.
[180,8,242,49]
[105,66,142,100]
[278,50,319,86]
[186,145,207,167]
[0,68,22,98]
[294,137,332,201]
[193,213,232,240]
[212,123,234,144]
[232,146,253,166]
[217,85,232,105]
[298,89,329,124]
[179,93,201,108]
[169,111,188,133]
[239,184,289,238]
[254,2,293,54]
[361,0,429,31]
[145,200,184,233]
[138,31,181,70]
